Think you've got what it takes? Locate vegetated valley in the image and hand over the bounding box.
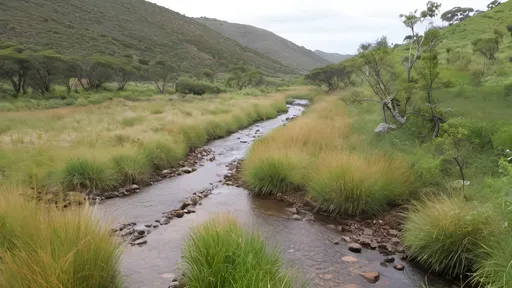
[0,0,512,287]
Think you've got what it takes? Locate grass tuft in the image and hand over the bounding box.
[61,158,117,192]
[181,214,297,288]
[402,196,502,278]
[0,187,122,288]
[111,153,151,185]
[142,140,188,171]
[472,233,512,288]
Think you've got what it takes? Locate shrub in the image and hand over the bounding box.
[61,158,117,192]
[181,215,296,288]
[149,107,164,114]
[505,82,512,98]
[176,78,221,95]
[473,233,512,288]
[138,58,149,65]
[120,115,144,127]
[243,156,306,196]
[403,197,502,277]
[142,140,187,171]
[307,153,411,216]
[111,154,151,185]
[0,188,122,288]
[492,126,512,150]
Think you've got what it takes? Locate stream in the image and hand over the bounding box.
[96,100,452,288]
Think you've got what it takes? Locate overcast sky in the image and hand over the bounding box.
[149,0,488,54]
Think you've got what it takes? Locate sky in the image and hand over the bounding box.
[150,0,488,54]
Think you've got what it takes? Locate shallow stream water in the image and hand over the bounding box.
[97,100,451,288]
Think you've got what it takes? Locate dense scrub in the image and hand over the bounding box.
[181,215,297,288]
[0,187,122,288]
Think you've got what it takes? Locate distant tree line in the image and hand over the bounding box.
[0,43,267,98]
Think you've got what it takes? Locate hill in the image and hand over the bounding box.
[314,50,353,63]
[0,0,295,75]
[196,17,332,73]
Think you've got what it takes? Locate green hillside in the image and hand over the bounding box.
[0,0,295,75]
[313,50,352,63]
[196,17,332,73]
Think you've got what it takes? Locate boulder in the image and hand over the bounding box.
[285,207,298,214]
[374,123,396,134]
[174,210,185,218]
[181,200,193,209]
[359,272,380,283]
[348,243,362,253]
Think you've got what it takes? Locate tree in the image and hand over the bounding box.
[487,0,501,11]
[418,29,444,138]
[114,66,136,91]
[226,66,263,90]
[0,47,31,96]
[304,63,353,92]
[76,57,115,91]
[400,1,442,82]
[441,7,475,25]
[27,51,66,95]
[149,60,175,94]
[354,37,407,124]
[472,37,500,61]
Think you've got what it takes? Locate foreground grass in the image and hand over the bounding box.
[181,215,297,288]
[0,186,122,288]
[243,96,412,216]
[0,88,309,196]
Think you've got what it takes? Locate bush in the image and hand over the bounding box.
[175,78,221,95]
[403,197,502,277]
[492,126,512,150]
[142,140,187,171]
[505,82,512,98]
[307,153,411,216]
[61,158,117,192]
[0,188,122,288]
[473,233,512,288]
[111,154,151,185]
[181,215,296,288]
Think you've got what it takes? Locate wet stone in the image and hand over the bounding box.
[153,224,159,228]
[319,274,333,280]
[291,214,302,221]
[326,224,336,231]
[388,229,399,236]
[341,236,352,243]
[174,210,185,218]
[168,281,179,288]
[130,239,147,246]
[348,243,362,253]
[285,207,298,214]
[160,218,170,225]
[144,224,152,228]
[384,256,395,263]
[394,264,405,271]
[359,272,380,283]
[363,228,373,236]
[342,256,359,263]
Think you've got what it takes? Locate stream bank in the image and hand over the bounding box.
[96,100,452,288]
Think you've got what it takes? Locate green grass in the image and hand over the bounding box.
[142,140,188,171]
[61,158,117,193]
[181,215,298,288]
[0,187,122,288]
[402,196,503,278]
[472,233,512,288]
[111,154,152,185]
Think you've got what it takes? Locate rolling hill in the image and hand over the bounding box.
[0,0,295,75]
[313,50,353,63]
[196,17,332,73]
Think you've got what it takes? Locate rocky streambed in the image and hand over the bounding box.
[96,100,452,288]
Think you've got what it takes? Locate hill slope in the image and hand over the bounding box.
[314,50,352,63]
[0,0,295,74]
[196,17,332,73]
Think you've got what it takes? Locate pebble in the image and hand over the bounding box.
[285,207,298,214]
[175,210,185,218]
[130,239,147,246]
[168,281,179,288]
[384,256,395,263]
[291,214,302,221]
[341,236,352,243]
[160,218,171,225]
[342,256,359,263]
[326,224,336,231]
[388,229,399,236]
[153,224,159,228]
[144,224,152,228]
[348,243,362,253]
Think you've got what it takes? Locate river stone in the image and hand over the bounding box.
[175,210,185,218]
[363,228,373,236]
[342,256,359,263]
[181,167,193,174]
[144,224,152,228]
[343,285,363,288]
[326,224,336,231]
[168,281,179,288]
[341,236,352,243]
[303,213,315,222]
[161,273,176,279]
[359,272,380,283]
[285,207,298,214]
[348,243,362,253]
[319,274,333,280]
[187,207,196,213]
[291,214,302,221]
[181,200,193,209]
[153,224,159,228]
[162,169,172,175]
[388,229,399,236]
[384,256,395,263]
[374,123,396,134]
[130,239,147,246]
[394,264,405,271]
[160,218,171,225]
[390,237,401,244]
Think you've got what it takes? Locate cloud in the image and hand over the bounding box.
[151,0,488,54]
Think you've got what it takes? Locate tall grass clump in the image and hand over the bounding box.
[61,158,117,192]
[111,153,151,185]
[402,196,502,278]
[181,215,296,288]
[142,140,187,171]
[472,233,512,288]
[0,187,122,288]
[308,153,411,216]
[243,154,307,196]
